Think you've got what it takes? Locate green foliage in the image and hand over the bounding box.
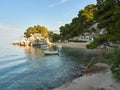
[59,4,96,40]
[59,0,120,48]
[68,40,87,43]
[24,25,49,38]
[87,0,120,49]
[49,31,61,42]
[96,0,120,42]
[59,24,72,40]
[103,48,120,80]
[86,35,107,49]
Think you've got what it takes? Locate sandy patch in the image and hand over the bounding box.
[53,42,88,49]
[53,63,120,90]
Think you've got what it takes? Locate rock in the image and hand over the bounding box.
[84,63,108,74]
[94,63,108,68]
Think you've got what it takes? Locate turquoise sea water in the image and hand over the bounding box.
[0,38,99,90]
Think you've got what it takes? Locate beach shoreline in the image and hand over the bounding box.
[53,42,88,49]
[53,63,120,90]
[53,43,120,90]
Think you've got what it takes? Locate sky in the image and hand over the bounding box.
[0,0,97,40]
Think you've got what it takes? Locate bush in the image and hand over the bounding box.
[68,40,87,43]
[103,48,120,80]
[86,35,107,49]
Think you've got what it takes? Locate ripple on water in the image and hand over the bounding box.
[0,46,99,90]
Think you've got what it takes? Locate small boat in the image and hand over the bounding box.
[44,50,59,55]
[40,45,49,50]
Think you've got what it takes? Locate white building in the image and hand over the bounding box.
[69,35,93,43]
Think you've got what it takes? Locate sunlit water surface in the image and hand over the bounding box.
[0,40,103,90]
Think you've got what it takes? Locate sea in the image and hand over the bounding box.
[0,33,101,90]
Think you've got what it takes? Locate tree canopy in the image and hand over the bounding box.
[59,4,96,40]
[24,25,49,38]
[59,0,120,48]
[96,0,120,42]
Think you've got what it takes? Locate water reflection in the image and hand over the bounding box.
[21,46,44,61]
[0,45,105,90]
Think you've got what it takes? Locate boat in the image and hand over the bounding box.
[44,50,59,55]
[40,45,49,50]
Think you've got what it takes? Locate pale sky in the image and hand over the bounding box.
[0,0,96,40]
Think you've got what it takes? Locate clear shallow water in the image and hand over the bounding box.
[0,41,99,90]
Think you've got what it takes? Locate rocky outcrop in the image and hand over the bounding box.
[85,22,120,49]
[96,42,120,49]
[88,22,107,37]
[12,33,52,47]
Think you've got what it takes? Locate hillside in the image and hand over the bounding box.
[59,0,120,49]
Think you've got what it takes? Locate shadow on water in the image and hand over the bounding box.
[0,45,105,90]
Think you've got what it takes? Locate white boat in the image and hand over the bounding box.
[44,50,59,55]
